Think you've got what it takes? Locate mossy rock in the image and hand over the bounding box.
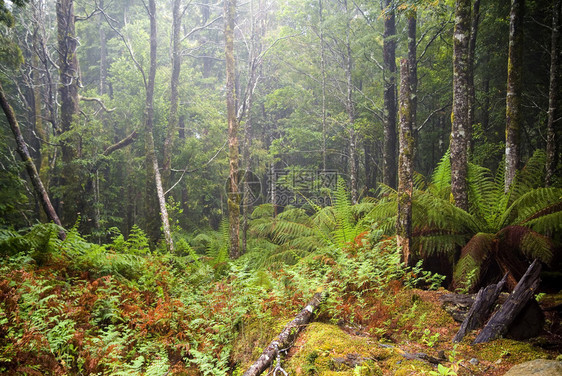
[285,322,389,375]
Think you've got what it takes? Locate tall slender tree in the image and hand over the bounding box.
[451,0,471,211]
[145,0,174,251]
[467,0,480,154]
[546,0,560,187]
[504,0,524,192]
[344,0,358,204]
[56,0,81,224]
[163,0,182,186]
[225,0,241,258]
[397,59,413,265]
[382,0,397,189]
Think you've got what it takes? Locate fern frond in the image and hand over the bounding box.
[452,233,495,292]
[430,150,451,198]
[510,149,546,200]
[500,187,562,230]
[497,225,553,264]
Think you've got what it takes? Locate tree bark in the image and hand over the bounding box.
[163,0,182,187]
[451,0,471,211]
[0,82,63,231]
[453,273,507,343]
[473,260,541,344]
[56,0,81,224]
[504,0,524,193]
[407,10,417,131]
[397,59,414,266]
[344,0,358,204]
[225,0,240,259]
[242,291,326,376]
[467,0,480,154]
[145,0,174,252]
[546,0,560,187]
[319,0,327,172]
[382,0,397,189]
[99,0,107,96]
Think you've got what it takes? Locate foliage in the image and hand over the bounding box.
[369,150,562,291]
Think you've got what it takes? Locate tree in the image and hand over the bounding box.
[504,0,524,192]
[0,0,63,232]
[546,0,560,187]
[451,0,471,211]
[225,0,240,258]
[382,0,397,189]
[397,59,413,265]
[56,0,81,224]
[145,0,174,251]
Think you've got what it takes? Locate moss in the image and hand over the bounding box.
[286,323,391,375]
[472,338,552,363]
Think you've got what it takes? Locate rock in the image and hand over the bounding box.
[469,358,479,365]
[504,359,562,376]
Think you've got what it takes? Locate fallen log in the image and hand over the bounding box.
[453,273,507,343]
[242,291,326,376]
[473,259,541,344]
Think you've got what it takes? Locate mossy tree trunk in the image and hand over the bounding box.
[407,9,417,132]
[163,0,182,188]
[546,0,560,187]
[145,0,174,252]
[56,0,81,225]
[467,0,480,154]
[0,82,63,231]
[383,0,397,189]
[344,0,358,204]
[451,0,471,211]
[504,0,524,193]
[225,0,240,259]
[397,59,414,266]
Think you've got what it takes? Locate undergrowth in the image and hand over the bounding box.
[0,219,445,375]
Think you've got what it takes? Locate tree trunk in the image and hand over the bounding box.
[546,0,560,187]
[397,59,414,266]
[0,82,63,231]
[451,0,471,211]
[225,0,240,259]
[345,0,358,204]
[467,0,480,155]
[473,260,541,344]
[407,10,417,131]
[163,0,182,187]
[242,291,326,376]
[319,0,327,172]
[99,0,108,96]
[56,0,81,225]
[382,0,397,189]
[145,0,174,252]
[504,0,524,193]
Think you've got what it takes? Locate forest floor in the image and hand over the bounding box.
[0,228,560,375]
[234,287,562,376]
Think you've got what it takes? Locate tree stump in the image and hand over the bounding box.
[453,273,507,342]
[473,259,541,344]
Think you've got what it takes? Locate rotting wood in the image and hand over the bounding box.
[473,259,541,344]
[453,273,507,343]
[242,291,326,376]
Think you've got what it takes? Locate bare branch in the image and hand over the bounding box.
[79,95,115,112]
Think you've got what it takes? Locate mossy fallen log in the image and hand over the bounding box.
[242,291,326,376]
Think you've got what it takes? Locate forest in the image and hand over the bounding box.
[0,0,561,374]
